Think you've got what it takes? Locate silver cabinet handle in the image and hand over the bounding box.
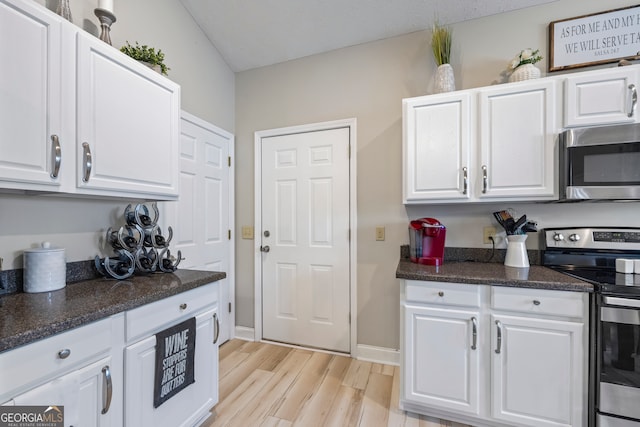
[213,313,220,344]
[437,291,444,297]
[471,317,478,350]
[482,165,488,194]
[179,303,187,310]
[50,135,62,178]
[101,365,112,414]
[495,320,502,354]
[533,300,541,306]
[629,84,637,117]
[462,167,468,195]
[260,245,270,253]
[82,142,92,182]
[57,349,71,359]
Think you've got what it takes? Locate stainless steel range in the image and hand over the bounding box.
[542,227,640,427]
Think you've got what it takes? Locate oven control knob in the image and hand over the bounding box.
[553,233,565,242]
[568,234,581,242]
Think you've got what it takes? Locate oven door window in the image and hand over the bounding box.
[600,305,640,387]
[568,142,640,186]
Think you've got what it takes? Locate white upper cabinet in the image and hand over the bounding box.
[564,65,640,127]
[0,0,63,190]
[478,79,557,200]
[0,0,180,200]
[403,92,472,202]
[403,79,558,204]
[75,32,180,199]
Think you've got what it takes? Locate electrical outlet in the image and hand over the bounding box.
[375,226,385,241]
[483,226,497,244]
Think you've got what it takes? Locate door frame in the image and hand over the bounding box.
[254,118,357,356]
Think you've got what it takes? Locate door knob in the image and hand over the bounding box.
[260,245,270,252]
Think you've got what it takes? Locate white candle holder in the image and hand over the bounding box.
[94,8,116,46]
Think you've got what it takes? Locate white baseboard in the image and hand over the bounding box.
[234,326,255,341]
[231,327,399,366]
[356,344,400,366]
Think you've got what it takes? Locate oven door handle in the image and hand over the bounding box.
[603,296,640,309]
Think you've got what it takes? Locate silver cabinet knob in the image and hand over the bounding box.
[58,349,71,359]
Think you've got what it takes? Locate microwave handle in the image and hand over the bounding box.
[629,84,637,118]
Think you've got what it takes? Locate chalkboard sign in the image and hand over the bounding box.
[153,317,196,408]
[549,5,640,71]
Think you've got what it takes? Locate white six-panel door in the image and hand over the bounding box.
[260,126,351,353]
[165,112,233,344]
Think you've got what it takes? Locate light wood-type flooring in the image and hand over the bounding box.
[204,339,470,427]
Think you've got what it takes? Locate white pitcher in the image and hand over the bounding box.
[504,235,529,268]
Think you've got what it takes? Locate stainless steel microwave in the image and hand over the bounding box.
[559,123,640,200]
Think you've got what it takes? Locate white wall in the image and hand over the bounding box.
[235,0,640,349]
[0,1,234,270]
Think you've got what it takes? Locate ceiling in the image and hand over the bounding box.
[179,0,557,72]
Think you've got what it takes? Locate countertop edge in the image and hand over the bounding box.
[0,270,226,353]
[396,260,594,293]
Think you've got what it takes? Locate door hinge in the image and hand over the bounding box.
[228,229,231,240]
[228,302,232,313]
[228,156,231,167]
[349,313,351,324]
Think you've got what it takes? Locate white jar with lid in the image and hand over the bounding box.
[23,242,66,293]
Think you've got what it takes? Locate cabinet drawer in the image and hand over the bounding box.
[491,286,585,318]
[125,283,217,343]
[0,315,118,401]
[405,280,480,307]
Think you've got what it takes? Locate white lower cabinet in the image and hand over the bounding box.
[401,280,588,427]
[0,282,220,427]
[12,356,115,426]
[124,283,219,427]
[404,304,480,415]
[0,314,124,427]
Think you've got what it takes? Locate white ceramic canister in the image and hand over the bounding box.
[23,242,66,293]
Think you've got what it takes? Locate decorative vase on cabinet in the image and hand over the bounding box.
[509,63,540,82]
[434,64,456,93]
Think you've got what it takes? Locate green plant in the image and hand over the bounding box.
[431,23,452,66]
[509,48,543,70]
[120,41,169,75]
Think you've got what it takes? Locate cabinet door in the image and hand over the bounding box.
[565,66,640,127]
[0,0,62,189]
[403,92,472,202]
[75,32,180,199]
[403,304,480,415]
[491,314,584,427]
[124,308,217,427]
[12,356,114,427]
[478,79,557,200]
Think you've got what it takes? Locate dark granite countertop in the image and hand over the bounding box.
[0,270,225,353]
[396,259,593,292]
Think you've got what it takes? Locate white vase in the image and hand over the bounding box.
[434,64,456,93]
[504,235,530,268]
[509,63,541,83]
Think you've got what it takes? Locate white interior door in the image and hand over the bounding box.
[165,111,234,344]
[260,126,351,353]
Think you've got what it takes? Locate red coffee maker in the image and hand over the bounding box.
[409,218,446,266]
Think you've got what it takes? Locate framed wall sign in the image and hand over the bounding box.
[549,4,640,71]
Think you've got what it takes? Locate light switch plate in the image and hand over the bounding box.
[241,226,254,239]
[376,226,385,241]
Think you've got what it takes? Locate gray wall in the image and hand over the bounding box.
[234,0,640,349]
[0,1,234,269]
